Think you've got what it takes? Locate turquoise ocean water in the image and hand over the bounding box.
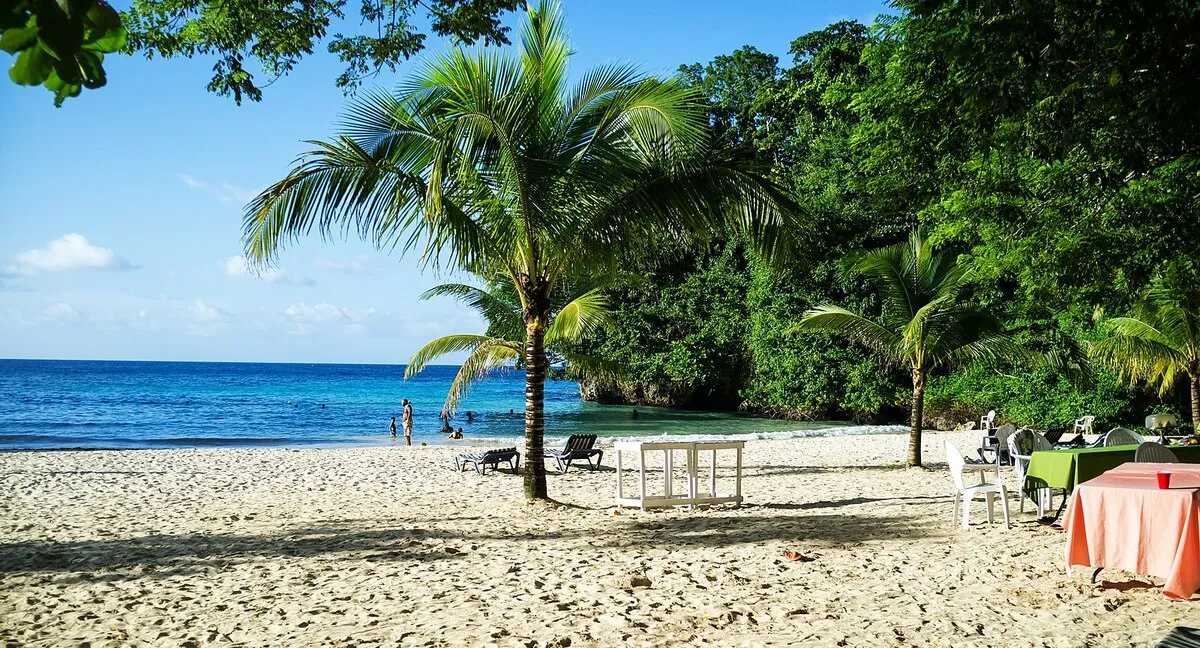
[0,360,903,450]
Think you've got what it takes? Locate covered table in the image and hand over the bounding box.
[1063,463,1200,599]
[1026,444,1200,492]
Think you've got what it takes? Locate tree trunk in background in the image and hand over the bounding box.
[1191,373,1200,431]
[523,321,549,501]
[908,367,926,467]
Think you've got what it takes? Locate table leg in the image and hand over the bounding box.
[735,447,743,500]
[665,449,673,498]
[616,449,623,503]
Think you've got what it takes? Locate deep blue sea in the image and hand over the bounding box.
[0,360,903,450]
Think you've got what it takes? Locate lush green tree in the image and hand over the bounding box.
[2,0,125,106]
[581,240,754,409]
[405,282,616,414]
[1090,270,1200,428]
[792,231,1021,467]
[241,0,797,500]
[677,46,779,151]
[858,0,1200,322]
[4,0,520,105]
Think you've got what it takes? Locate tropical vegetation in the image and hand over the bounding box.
[791,231,1020,467]
[241,0,797,499]
[404,282,616,416]
[4,0,521,105]
[1091,270,1200,429]
[581,1,1199,445]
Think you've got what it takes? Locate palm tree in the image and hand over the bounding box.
[241,0,798,499]
[1090,273,1200,428]
[404,281,618,415]
[790,230,1020,467]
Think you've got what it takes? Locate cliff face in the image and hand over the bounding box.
[577,378,740,410]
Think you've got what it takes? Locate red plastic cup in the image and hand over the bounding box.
[1158,471,1172,489]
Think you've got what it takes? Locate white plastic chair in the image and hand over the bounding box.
[945,440,1010,530]
[1102,427,1144,447]
[979,423,1016,465]
[979,410,997,433]
[1134,441,1178,463]
[1008,429,1054,517]
[1073,415,1095,435]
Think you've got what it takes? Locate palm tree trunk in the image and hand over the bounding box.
[1191,373,1200,431]
[523,321,549,501]
[908,367,926,468]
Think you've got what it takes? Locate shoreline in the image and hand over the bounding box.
[0,422,911,453]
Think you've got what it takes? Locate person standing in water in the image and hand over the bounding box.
[389,417,397,437]
[401,399,413,446]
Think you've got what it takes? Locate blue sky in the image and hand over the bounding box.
[0,0,886,363]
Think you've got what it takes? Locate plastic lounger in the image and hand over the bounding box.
[1159,627,1200,648]
[456,447,520,475]
[544,434,603,473]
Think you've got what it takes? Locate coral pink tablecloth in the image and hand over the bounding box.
[1063,463,1200,599]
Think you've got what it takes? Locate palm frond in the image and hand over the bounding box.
[420,283,523,340]
[791,306,905,364]
[406,334,507,379]
[560,352,625,383]
[546,288,611,344]
[442,339,522,414]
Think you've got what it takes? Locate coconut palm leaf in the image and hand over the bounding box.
[1089,273,1200,421]
[793,230,1022,467]
[442,339,523,415]
[546,288,611,345]
[790,306,904,363]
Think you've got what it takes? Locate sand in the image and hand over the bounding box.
[0,430,1191,647]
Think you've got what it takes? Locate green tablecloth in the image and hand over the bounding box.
[1025,444,1200,491]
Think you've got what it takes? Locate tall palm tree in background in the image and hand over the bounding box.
[1090,273,1200,428]
[791,230,1020,467]
[242,0,798,500]
[404,282,618,415]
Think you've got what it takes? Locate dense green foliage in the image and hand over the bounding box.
[793,231,1023,466]
[586,2,1199,432]
[2,0,126,105]
[4,0,519,104]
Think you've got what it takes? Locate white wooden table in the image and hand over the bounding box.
[614,440,744,509]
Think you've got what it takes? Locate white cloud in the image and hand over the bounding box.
[315,256,377,274]
[5,234,133,276]
[221,255,315,287]
[188,299,225,322]
[180,174,258,204]
[42,302,81,321]
[283,302,378,336]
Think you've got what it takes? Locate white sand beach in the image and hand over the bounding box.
[0,430,1189,647]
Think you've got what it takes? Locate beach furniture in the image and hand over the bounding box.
[1024,445,1200,494]
[614,440,743,510]
[1074,415,1095,435]
[1157,626,1200,647]
[543,434,603,473]
[1136,441,1179,463]
[1064,463,1200,599]
[455,447,520,475]
[978,423,1016,465]
[1008,429,1054,516]
[945,440,1010,530]
[1102,427,1144,447]
[979,409,997,433]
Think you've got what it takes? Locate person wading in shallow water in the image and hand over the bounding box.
[402,399,413,446]
[389,417,397,437]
